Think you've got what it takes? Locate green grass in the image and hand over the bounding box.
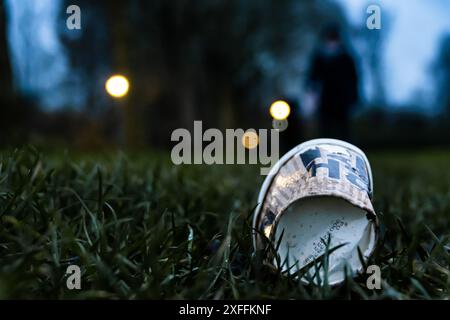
[0,147,449,299]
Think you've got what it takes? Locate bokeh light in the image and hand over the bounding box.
[269,100,291,120]
[272,119,288,131]
[242,131,259,149]
[105,75,129,98]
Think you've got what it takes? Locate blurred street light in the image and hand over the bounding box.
[242,131,259,149]
[105,75,129,98]
[270,100,291,120]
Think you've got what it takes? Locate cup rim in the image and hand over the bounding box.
[252,138,375,257]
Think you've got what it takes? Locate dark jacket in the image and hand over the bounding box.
[308,47,359,114]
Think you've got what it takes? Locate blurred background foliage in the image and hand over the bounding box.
[1,0,450,150]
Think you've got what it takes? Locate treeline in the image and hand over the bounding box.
[2,1,450,149]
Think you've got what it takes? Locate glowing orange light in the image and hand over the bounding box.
[106,75,129,98]
[269,100,291,120]
[242,131,259,149]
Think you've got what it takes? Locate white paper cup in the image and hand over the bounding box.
[253,138,378,285]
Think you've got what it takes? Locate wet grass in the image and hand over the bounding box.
[0,147,449,299]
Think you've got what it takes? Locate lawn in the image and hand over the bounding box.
[0,147,449,299]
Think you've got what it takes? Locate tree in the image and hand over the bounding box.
[56,0,347,147]
[123,0,345,146]
[0,0,12,97]
[354,10,391,107]
[434,35,450,115]
[0,0,30,145]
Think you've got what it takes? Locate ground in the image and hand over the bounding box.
[0,147,449,299]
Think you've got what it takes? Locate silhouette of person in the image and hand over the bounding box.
[306,24,359,141]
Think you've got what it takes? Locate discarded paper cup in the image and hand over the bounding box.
[253,138,378,285]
